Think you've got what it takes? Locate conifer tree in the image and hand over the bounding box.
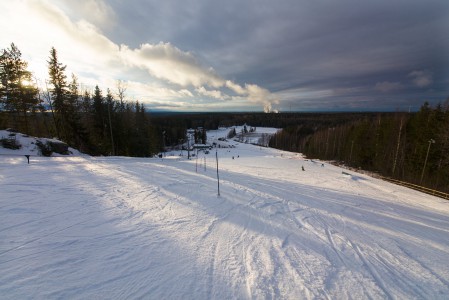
[92,85,105,144]
[106,89,115,155]
[81,90,91,114]
[47,47,69,140]
[0,43,40,134]
[65,74,89,150]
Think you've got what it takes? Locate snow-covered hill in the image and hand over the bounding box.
[1,127,448,299]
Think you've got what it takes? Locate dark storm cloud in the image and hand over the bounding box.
[108,0,449,110]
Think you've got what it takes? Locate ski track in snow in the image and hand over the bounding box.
[1,131,449,299]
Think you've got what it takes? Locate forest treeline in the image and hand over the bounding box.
[0,43,160,156]
[151,111,374,147]
[269,102,449,193]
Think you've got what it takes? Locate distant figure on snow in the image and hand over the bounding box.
[302,166,305,171]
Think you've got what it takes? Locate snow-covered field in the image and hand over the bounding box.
[1,128,449,299]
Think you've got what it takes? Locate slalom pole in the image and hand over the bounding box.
[216,150,220,196]
[195,149,198,173]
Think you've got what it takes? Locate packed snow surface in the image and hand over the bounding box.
[1,128,449,299]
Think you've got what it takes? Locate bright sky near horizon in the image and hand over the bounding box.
[1,0,448,112]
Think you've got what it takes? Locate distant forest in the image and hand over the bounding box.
[155,108,449,193]
[1,43,448,193]
[269,103,449,194]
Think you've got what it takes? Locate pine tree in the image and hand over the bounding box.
[105,89,115,155]
[65,74,89,151]
[92,85,106,150]
[47,47,69,140]
[81,90,91,114]
[0,43,40,134]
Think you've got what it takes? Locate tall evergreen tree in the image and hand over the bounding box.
[47,47,69,140]
[0,43,40,134]
[65,74,89,151]
[81,90,91,114]
[91,85,108,153]
[105,89,115,155]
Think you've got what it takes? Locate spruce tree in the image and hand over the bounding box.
[0,43,40,134]
[47,47,69,140]
[105,89,115,155]
[66,74,89,151]
[92,85,104,134]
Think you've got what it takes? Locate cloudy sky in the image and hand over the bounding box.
[1,0,448,112]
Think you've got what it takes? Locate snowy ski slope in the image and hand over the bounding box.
[1,127,448,299]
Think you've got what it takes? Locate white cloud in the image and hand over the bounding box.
[119,43,279,109]
[195,86,227,100]
[245,84,271,103]
[179,89,194,97]
[120,43,224,88]
[124,81,195,101]
[408,70,433,88]
[0,0,278,111]
[0,0,120,83]
[59,0,117,29]
[31,1,120,67]
[225,80,246,95]
[225,81,280,111]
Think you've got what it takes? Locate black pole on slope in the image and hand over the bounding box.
[216,150,220,196]
[195,149,198,173]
